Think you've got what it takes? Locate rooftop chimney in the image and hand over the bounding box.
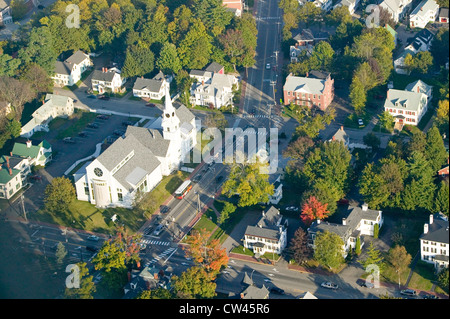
[417,86,420,93]
[362,203,368,211]
[317,219,321,225]
[429,214,433,225]
[341,126,344,131]
[342,218,347,226]
[424,223,429,234]
[26,140,32,148]
[9,168,12,176]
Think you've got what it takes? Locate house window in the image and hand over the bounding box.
[118,193,123,201]
[84,186,89,196]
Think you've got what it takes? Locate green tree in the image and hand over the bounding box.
[44,177,76,213]
[178,19,213,69]
[0,53,21,77]
[363,132,381,150]
[10,0,28,21]
[122,44,155,78]
[137,287,174,299]
[55,242,67,265]
[360,241,385,273]
[218,202,236,224]
[431,29,449,67]
[221,162,274,207]
[425,126,447,172]
[64,262,96,299]
[156,42,182,75]
[192,0,233,37]
[92,239,128,290]
[326,5,352,26]
[435,180,449,217]
[387,245,412,288]
[378,111,395,132]
[437,268,449,293]
[359,163,390,208]
[349,76,367,115]
[355,237,361,256]
[373,223,379,239]
[298,2,322,26]
[314,231,345,270]
[172,266,217,299]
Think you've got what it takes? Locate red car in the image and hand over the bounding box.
[146,103,156,107]
[337,198,349,205]
[29,175,42,181]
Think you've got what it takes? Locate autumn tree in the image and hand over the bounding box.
[184,228,228,278]
[0,76,36,120]
[289,227,312,265]
[387,245,412,288]
[92,239,128,290]
[300,196,330,226]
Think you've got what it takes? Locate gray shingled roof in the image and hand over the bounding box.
[284,74,327,95]
[205,62,224,73]
[65,50,90,65]
[91,69,117,82]
[384,89,427,112]
[125,126,170,158]
[245,206,284,240]
[54,61,74,75]
[420,219,449,244]
[175,103,195,124]
[133,77,163,93]
[241,285,269,299]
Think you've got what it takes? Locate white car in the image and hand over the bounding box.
[266,63,271,70]
[321,281,338,290]
[87,235,99,241]
[358,119,364,126]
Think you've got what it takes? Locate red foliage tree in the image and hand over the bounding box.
[300,196,330,225]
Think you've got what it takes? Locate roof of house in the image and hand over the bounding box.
[405,80,432,95]
[205,62,224,73]
[0,165,20,185]
[384,89,427,112]
[439,7,449,18]
[410,0,438,17]
[284,73,330,95]
[420,219,449,244]
[240,284,269,299]
[91,69,119,82]
[54,61,74,76]
[44,93,73,107]
[406,28,434,50]
[12,141,42,159]
[0,0,11,11]
[331,126,348,143]
[245,206,285,240]
[133,77,164,93]
[65,50,90,65]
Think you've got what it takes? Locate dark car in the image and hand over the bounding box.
[78,132,88,138]
[146,103,156,107]
[249,108,256,115]
[113,130,125,136]
[29,175,42,181]
[160,205,170,214]
[38,5,45,9]
[97,115,109,120]
[86,246,98,253]
[87,94,97,99]
[87,123,99,129]
[192,174,202,183]
[98,95,110,100]
[422,293,439,299]
[270,287,285,295]
[122,121,134,126]
[216,175,224,183]
[357,279,374,288]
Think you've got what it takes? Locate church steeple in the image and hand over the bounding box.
[161,83,180,141]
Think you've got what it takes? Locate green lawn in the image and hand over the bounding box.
[55,111,98,140]
[407,260,436,291]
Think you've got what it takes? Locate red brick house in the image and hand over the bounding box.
[283,71,334,111]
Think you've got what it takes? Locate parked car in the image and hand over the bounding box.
[29,175,42,181]
[266,63,271,70]
[87,95,97,99]
[86,246,98,253]
[400,289,417,298]
[216,175,224,183]
[87,235,100,242]
[249,108,256,115]
[146,103,156,107]
[98,95,110,100]
[78,132,88,138]
[87,123,99,129]
[285,206,299,212]
[358,118,364,126]
[122,121,134,126]
[160,205,170,214]
[357,279,374,288]
[63,137,76,144]
[337,198,349,206]
[192,174,202,183]
[321,281,338,290]
[422,293,439,299]
[97,115,109,120]
[270,287,285,295]
[113,129,125,136]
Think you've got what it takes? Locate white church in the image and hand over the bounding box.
[73,86,197,208]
